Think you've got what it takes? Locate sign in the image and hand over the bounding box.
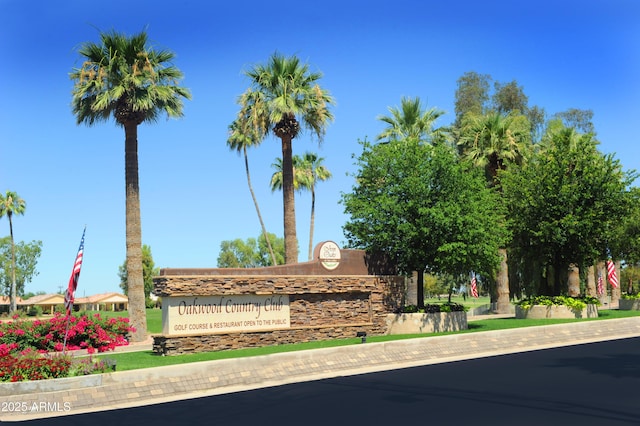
[162,294,290,336]
[319,241,341,270]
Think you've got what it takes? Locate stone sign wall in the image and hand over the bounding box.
[152,246,405,355]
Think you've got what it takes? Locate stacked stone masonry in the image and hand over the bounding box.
[153,275,405,355]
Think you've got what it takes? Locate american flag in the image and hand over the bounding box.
[606,260,619,289]
[597,272,604,296]
[470,273,479,298]
[64,228,85,314]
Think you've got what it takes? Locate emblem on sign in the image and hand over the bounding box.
[319,241,341,270]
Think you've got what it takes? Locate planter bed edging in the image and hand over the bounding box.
[515,304,599,319]
[385,311,468,335]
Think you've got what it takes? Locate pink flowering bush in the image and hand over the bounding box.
[0,312,135,354]
[0,313,135,382]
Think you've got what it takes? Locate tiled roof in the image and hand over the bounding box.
[20,294,64,305]
[74,292,128,304]
[0,296,24,304]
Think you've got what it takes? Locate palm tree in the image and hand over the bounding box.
[70,30,191,342]
[270,156,310,193]
[458,112,531,313]
[376,96,446,143]
[300,152,332,260]
[0,191,26,313]
[228,90,278,266]
[244,53,334,263]
[458,112,531,184]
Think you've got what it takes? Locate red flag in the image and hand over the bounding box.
[64,228,85,314]
[470,273,479,298]
[606,260,619,289]
[597,272,604,296]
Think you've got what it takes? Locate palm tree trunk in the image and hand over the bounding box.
[124,122,147,343]
[308,187,315,261]
[281,135,298,264]
[495,248,510,313]
[9,215,16,313]
[417,270,425,309]
[612,260,622,307]
[586,265,596,297]
[243,147,277,266]
[567,264,580,296]
[596,261,607,305]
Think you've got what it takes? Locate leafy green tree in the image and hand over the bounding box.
[217,238,260,268]
[22,290,46,300]
[299,152,332,260]
[118,244,159,299]
[217,233,285,268]
[342,138,508,308]
[501,126,636,296]
[228,90,278,266]
[0,237,42,298]
[553,108,595,135]
[621,264,640,295]
[70,30,191,342]
[492,80,529,114]
[0,191,26,312]
[256,233,285,266]
[526,105,547,143]
[454,71,492,126]
[376,96,446,144]
[243,53,335,264]
[612,188,640,265]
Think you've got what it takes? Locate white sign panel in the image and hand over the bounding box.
[163,294,290,336]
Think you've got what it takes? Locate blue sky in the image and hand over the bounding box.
[0,0,638,297]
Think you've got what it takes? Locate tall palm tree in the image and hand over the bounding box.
[300,152,332,260]
[70,30,191,342]
[228,90,278,266]
[244,53,334,263]
[458,112,531,313]
[376,96,446,143]
[0,191,26,313]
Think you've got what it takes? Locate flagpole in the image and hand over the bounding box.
[62,312,72,354]
[62,226,86,354]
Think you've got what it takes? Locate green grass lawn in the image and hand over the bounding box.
[93,308,640,372]
[85,308,163,334]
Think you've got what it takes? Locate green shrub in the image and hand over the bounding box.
[621,293,640,300]
[26,306,42,317]
[516,295,600,310]
[398,303,467,313]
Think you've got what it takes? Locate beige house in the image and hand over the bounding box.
[21,293,65,315]
[74,292,129,312]
[0,296,25,314]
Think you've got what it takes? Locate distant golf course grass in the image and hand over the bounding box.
[93,307,640,372]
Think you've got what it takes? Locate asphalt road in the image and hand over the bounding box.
[19,337,640,426]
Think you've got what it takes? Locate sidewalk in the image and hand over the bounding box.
[2,316,640,422]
